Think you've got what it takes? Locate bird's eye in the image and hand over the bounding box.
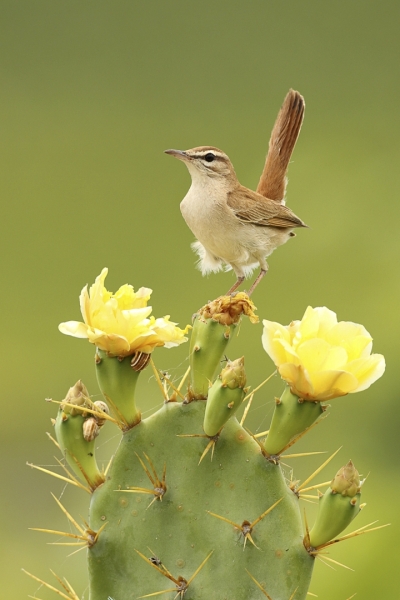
[204,153,215,163]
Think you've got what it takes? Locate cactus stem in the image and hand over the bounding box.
[135,549,213,599]
[266,414,328,460]
[295,448,342,495]
[26,461,91,494]
[66,449,105,491]
[23,568,80,600]
[96,393,131,430]
[207,498,283,549]
[246,570,298,599]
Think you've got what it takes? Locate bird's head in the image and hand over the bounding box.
[165,146,237,182]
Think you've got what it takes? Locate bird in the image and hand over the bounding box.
[165,89,307,296]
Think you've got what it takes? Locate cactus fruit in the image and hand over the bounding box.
[26,274,387,600]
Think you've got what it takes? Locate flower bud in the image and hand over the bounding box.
[307,461,362,549]
[55,384,104,490]
[220,357,246,389]
[203,358,246,437]
[61,380,89,416]
[331,460,360,497]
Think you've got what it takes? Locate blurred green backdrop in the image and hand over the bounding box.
[1,1,399,598]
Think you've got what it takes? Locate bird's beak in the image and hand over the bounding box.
[164,149,189,161]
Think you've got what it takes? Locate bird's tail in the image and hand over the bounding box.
[256,89,305,203]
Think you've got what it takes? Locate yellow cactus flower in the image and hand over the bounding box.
[262,306,385,401]
[59,268,190,357]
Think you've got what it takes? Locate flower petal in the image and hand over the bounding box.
[346,354,386,392]
[310,370,358,400]
[262,320,292,366]
[58,321,89,339]
[278,363,314,399]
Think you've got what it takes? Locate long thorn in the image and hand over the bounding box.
[299,480,331,493]
[206,511,240,529]
[135,453,156,486]
[245,569,273,599]
[318,522,390,550]
[242,371,276,403]
[46,399,118,425]
[150,359,169,401]
[22,569,77,600]
[187,550,213,585]
[282,451,326,459]
[253,429,269,439]
[135,549,178,584]
[50,493,85,535]
[240,393,254,427]
[251,498,283,527]
[26,462,90,493]
[159,372,185,401]
[46,432,61,450]
[297,447,341,492]
[317,554,354,571]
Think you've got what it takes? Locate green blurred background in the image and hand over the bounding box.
[2,1,399,598]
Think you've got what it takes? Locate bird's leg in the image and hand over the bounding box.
[247,269,268,296]
[225,276,245,296]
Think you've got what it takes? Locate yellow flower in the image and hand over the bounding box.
[262,306,385,401]
[59,268,190,357]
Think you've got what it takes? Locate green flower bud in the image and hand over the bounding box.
[55,383,104,491]
[61,380,89,416]
[308,461,362,548]
[203,357,246,436]
[331,460,361,497]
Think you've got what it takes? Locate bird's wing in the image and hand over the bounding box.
[256,89,305,202]
[227,187,307,228]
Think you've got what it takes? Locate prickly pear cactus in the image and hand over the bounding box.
[26,271,386,600]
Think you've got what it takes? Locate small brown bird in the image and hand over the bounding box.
[165,90,307,295]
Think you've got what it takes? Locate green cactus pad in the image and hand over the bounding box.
[88,401,314,600]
